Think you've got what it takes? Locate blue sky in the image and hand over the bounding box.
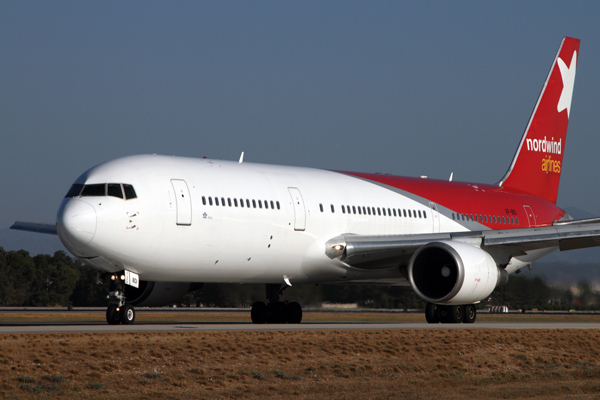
[2,1,600,254]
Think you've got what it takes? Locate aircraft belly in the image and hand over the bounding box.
[134,219,307,283]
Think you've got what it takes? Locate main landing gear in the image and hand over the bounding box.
[251,284,302,324]
[425,302,477,324]
[104,274,136,325]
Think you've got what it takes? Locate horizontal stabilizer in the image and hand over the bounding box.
[10,221,57,235]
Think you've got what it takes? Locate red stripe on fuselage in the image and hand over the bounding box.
[336,171,565,228]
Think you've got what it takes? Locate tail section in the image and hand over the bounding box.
[498,37,580,204]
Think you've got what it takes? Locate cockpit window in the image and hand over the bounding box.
[123,184,137,200]
[66,183,137,200]
[107,183,123,199]
[81,184,106,197]
[65,184,84,198]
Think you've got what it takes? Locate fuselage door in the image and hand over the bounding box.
[171,179,192,226]
[429,202,440,233]
[288,187,306,231]
[523,205,536,227]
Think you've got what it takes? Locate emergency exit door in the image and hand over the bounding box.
[171,179,192,226]
[288,187,306,231]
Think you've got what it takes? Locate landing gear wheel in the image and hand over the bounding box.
[286,302,302,323]
[269,301,287,323]
[106,305,121,325]
[442,305,464,323]
[251,301,267,324]
[120,304,136,325]
[463,305,476,323]
[425,303,440,323]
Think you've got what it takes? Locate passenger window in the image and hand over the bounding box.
[246,199,251,208]
[378,208,381,216]
[388,208,391,216]
[270,201,274,209]
[252,200,257,208]
[276,201,280,210]
[215,197,220,206]
[403,209,407,217]
[65,183,84,198]
[408,210,412,218]
[258,200,263,209]
[202,196,207,206]
[367,207,371,215]
[264,200,269,209]
[81,184,106,197]
[418,210,421,218]
[228,198,232,207]
[234,198,238,207]
[240,199,244,207]
[221,197,225,206]
[342,205,346,214]
[209,197,213,206]
[414,210,417,218]
[319,203,323,212]
[358,206,362,215]
[423,211,427,219]
[331,204,335,213]
[516,217,519,225]
[393,209,397,217]
[107,184,123,199]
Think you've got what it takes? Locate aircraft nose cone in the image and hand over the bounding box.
[57,199,97,249]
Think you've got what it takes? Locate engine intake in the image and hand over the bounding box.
[408,241,508,304]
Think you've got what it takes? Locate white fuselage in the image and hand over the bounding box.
[57,154,474,285]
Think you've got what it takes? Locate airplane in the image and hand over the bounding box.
[12,36,600,325]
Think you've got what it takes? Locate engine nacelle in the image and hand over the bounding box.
[408,241,508,305]
[125,281,203,307]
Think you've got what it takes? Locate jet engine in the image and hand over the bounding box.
[125,281,203,307]
[408,241,508,305]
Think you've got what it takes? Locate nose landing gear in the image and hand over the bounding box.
[104,273,137,325]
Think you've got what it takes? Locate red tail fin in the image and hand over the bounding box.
[498,37,580,204]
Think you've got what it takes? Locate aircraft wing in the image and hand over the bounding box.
[326,218,600,270]
[10,221,58,235]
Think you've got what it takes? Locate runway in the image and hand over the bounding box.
[2,321,600,334]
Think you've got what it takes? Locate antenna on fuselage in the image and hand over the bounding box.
[239,152,244,164]
[449,172,453,182]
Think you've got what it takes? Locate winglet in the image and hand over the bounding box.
[498,37,580,204]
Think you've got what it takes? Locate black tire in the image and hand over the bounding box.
[425,303,440,323]
[463,305,476,323]
[269,301,288,323]
[120,304,136,325]
[286,302,303,324]
[443,305,463,323]
[251,301,267,324]
[106,305,120,325]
